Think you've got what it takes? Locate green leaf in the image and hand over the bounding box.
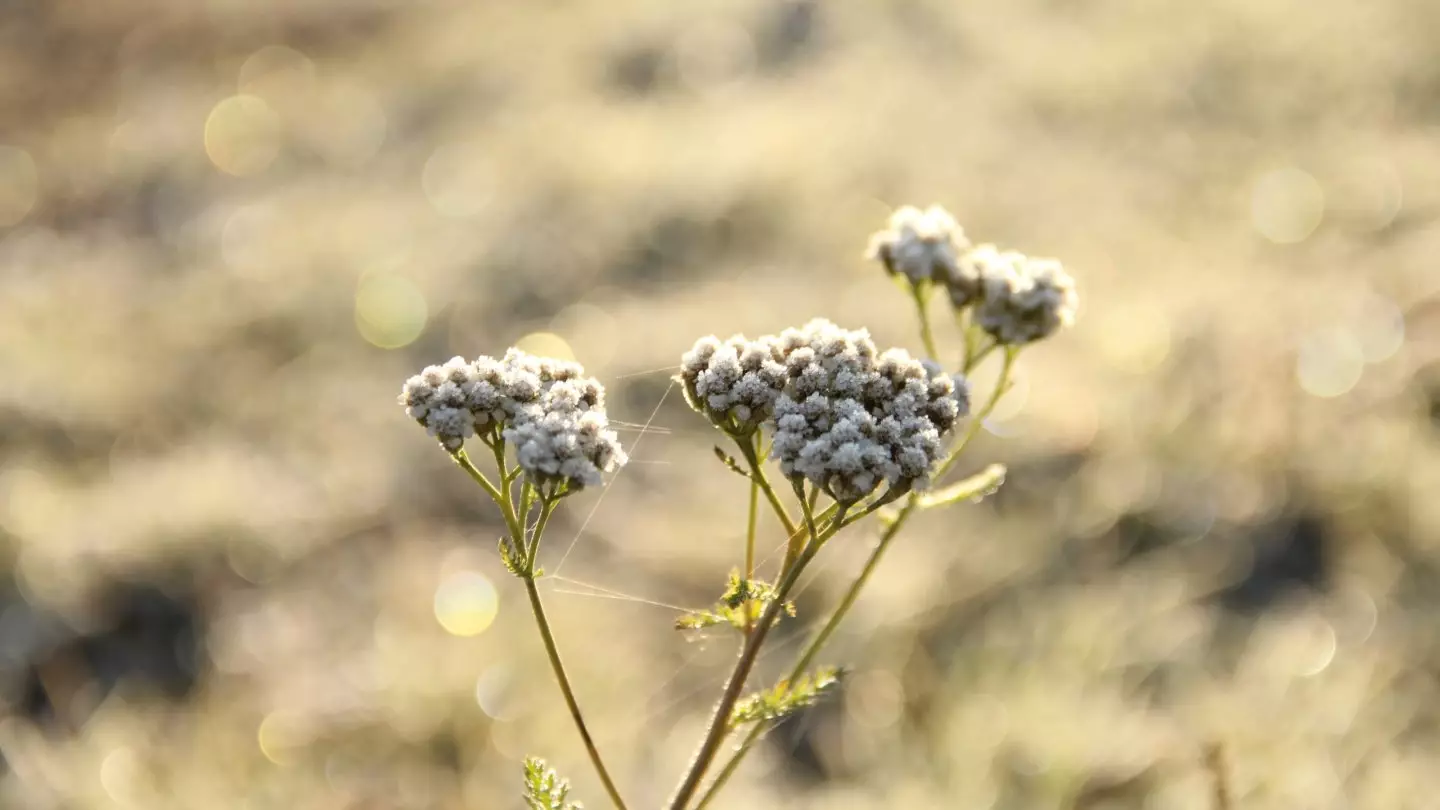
[916,464,1006,509]
[522,757,584,810]
[712,446,752,479]
[730,666,844,726]
[499,537,523,577]
[675,571,795,633]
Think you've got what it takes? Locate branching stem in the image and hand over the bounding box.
[692,347,1020,808]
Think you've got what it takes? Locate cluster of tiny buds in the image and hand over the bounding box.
[399,349,627,489]
[679,319,970,504]
[868,204,1078,345]
[677,335,789,435]
[866,205,969,288]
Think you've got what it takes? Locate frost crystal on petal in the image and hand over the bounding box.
[764,319,969,504]
[974,254,1079,345]
[867,205,970,287]
[400,349,626,489]
[678,333,789,434]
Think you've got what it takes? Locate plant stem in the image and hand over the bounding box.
[456,446,626,809]
[694,507,907,809]
[744,445,760,634]
[666,512,844,810]
[523,576,630,810]
[454,450,524,540]
[665,551,816,810]
[938,346,1016,480]
[911,282,939,360]
[734,436,801,572]
[527,496,557,572]
[692,348,1020,808]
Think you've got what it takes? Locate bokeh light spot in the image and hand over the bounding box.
[0,145,39,226]
[1251,167,1324,244]
[100,747,143,805]
[1296,328,1364,398]
[355,273,428,349]
[422,142,494,218]
[1295,619,1338,677]
[515,331,576,363]
[205,95,283,176]
[434,571,498,637]
[476,665,525,720]
[257,712,305,765]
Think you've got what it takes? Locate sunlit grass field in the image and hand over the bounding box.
[1,0,1438,807]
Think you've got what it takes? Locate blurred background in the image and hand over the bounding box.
[1,0,1439,807]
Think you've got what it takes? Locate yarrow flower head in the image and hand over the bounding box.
[767,319,969,504]
[677,334,789,435]
[870,204,1080,345]
[974,253,1078,345]
[866,205,970,288]
[399,349,626,489]
[947,242,1021,310]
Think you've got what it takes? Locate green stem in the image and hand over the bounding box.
[527,496,557,573]
[456,446,625,809]
[452,450,502,502]
[911,283,939,360]
[744,447,760,634]
[694,508,908,809]
[735,436,801,570]
[666,507,845,810]
[523,577,631,810]
[454,450,523,541]
[692,348,1021,808]
[938,346,1016,481]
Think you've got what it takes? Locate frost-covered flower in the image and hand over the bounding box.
[866,205,970,287]
[974,255,1078,345]
[947,243,1020,310]
[400,349,626,488]
[766,319,969,504]
[677,335,789,434]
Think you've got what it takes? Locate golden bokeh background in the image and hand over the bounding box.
[2,1,1439,807]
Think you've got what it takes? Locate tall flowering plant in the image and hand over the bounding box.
[398,205,1078,809]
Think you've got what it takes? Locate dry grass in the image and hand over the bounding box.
[1,0,1439,807]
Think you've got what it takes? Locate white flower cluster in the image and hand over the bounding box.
[767,319,969,504]
[869,204,1079,345]
[677,335,789,434]
[399,349,627,488]
[969,247,1078,345]
[866,204,970,287]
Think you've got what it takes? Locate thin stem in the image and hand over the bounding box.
[958,308,976,371]
[452,450,503,503]
[524,577,630,810]
[937,346,1017,481]
[735,435,797,538]
[693,348,1022,808]
[454,450,522,541]
[527,496,558,573]
[694,509,907,809]
[455,446,625,808]
[744,441,760,634]
[666,506,843,810]
[911,282,939,360]
[965,340,999,375]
